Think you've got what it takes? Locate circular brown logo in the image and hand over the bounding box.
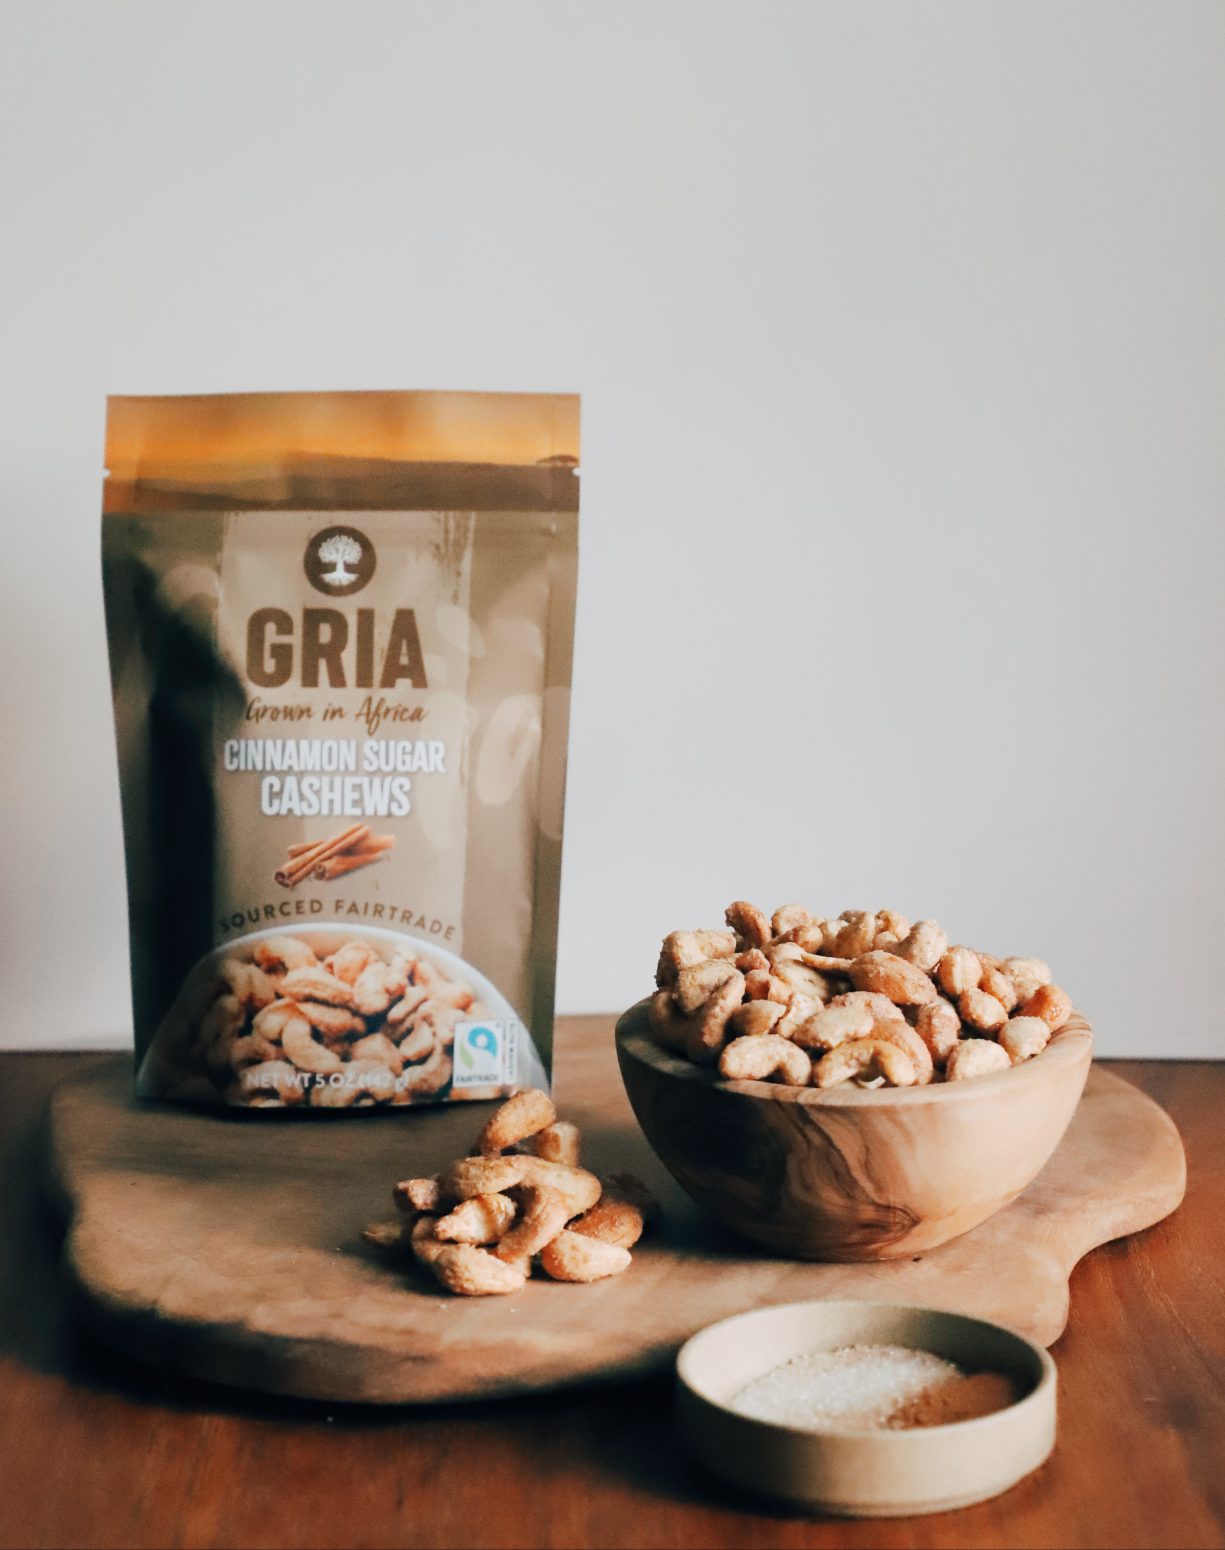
[305,525,376,595]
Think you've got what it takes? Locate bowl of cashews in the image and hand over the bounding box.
[615,902,1092,1262]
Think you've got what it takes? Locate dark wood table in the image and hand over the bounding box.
[1,1025,1221,1550]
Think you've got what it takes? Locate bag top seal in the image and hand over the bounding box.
[104,390,580,515]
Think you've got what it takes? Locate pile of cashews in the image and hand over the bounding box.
[649,903,1075,1089]
[363,1089,659,1295]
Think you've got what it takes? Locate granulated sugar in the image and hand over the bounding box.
[731,1344,964,1431]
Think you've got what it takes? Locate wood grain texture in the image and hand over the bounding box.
[0,1037,1220,1550]
[618,1004,1095,1260]
[38,1023,1180,1403]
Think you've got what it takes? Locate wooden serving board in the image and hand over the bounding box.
[41,1037,1185,1405]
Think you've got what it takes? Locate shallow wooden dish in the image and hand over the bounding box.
[616,1001,1093,1261]
[676,1300,1056,1516]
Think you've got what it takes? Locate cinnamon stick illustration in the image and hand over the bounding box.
[274,823,370,888]
[286,834,395,859]
[275,827,396,888]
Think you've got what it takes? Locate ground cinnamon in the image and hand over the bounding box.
[885,1372,1019,1428]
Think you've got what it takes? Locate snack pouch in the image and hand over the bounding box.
[102,390,579,1111]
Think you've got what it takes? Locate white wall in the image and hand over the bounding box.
[1,1,1222,1056]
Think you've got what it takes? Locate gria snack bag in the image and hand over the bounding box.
[102,390,579,1111]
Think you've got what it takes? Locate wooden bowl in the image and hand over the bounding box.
[616,1001,1092,1261]
[676,1299,1056,1516]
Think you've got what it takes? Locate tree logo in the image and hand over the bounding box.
[304,525,376,595]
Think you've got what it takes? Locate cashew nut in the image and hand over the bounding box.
[441,1155,529,1202]
[684,969,746,1066]
[813,1037,918,1089]
[352,959,410,1017]
[826,990,907,1026]
[434,1193,518,1245]
[980,965,1019,1014]
[725,900,772,950]
[394,1177,441,1215]
[743,969,791,1003]
[958,988,1009,1033]
[296,1000,365,1039]
[875,910,911,943]
[774,992,823,1041]
[395,1022,437,1064]
[870,1017,934,1084]
[431,1244,528,1296]
[894,919,949,974]
[718,1034,812,1086]
[727,999,787,1038]
[945,1038,1012,1081]
[936,947,983,998]
[570,1196,646,1250]
[279,967,355,1008]
[494,1182,570,1262]
[647,988,695,1053]
[476,1088,556,1155]
[1002,956,1053,1005]
[539,1230,632,1283]
[999,1016,1052,1064]
[325,940,380,984]
[779,922,830,953]
[385,985,431,1031]
[519,1121,581,1167]
[249,998,301,1042]
[655,929,735,986]
[791,1002,873,1052]
[771,904,812,938]
[829,911,878,959]
[253,935,319,976]
[674,958,740,1014]
[849,950,938,1006]
[514,1156,602,1217]
[771,957,832,1004]
[281,1015,345,1074]
[1021,983,1073,1030]
[914,999,962,1066]
[219,959,277,1011]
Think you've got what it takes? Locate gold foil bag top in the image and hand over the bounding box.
[105,389,579,513]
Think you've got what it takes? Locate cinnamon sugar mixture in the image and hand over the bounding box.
[732,1344,1019,1431]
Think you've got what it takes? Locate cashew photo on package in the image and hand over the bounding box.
[186,933,499,1111]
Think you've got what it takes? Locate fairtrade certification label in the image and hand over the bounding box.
[453,1019,518,1088]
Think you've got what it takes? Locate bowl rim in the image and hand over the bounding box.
[675,1297,1057,1440]
[616,999,1093,1107]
